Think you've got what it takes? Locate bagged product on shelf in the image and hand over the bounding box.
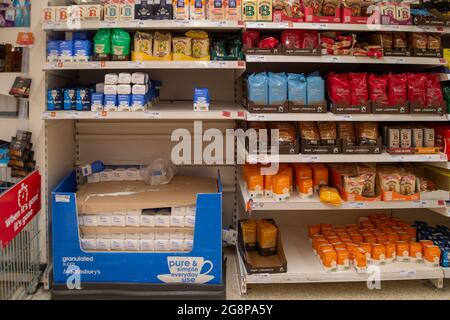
[172,37,193,57]
[190,0,207,19]
[408,32,427,50]
[243,30,260,48]
[208,0,225,20]
[349,73,368,106]
[400,174,416,195]
[302,31,319,49]
[268,122,297,143]
[281,30,301,49]
[264,174,274,197]
[387,73,407,106]
[303,0,322,15]
[259,36,279,49]
[268,72,288,105]
[343,175,364,196]
[342,0,361,16]
[337,122,355,145]
[298,122,320,143]
[425,74,444,107]
[134,31,153,56]
[226,0,242,20]
[142,158,177,186]
[393,32,407,50]
[94,29,111,61]
[319,187,341,206]
[186,30,210,59]
[356,122,378,146]
[287,73,307,105]
[64,88,77,111]
[153,31,172,58]
[407,73,426,106]
[368,73,389,106]
[327,72,350,105]
[152,0,174,20]
[111,28,131,61]
[247,72,269,105]
[59,40,74,62]
[241,220,257,248]
[322,0,339,16]
[306,72,325,104]
[317,121,337,145]
[272,174,290,201]
[135,0,154,20]
[256,220,278,256]
[427,34,441,51]
[356,164,376,197]
[424,245,440,267]
[273,0,303,21]
[379,172,401,193]
[74,40,92,62]
[247,172,264,198]
[173,0,190,19]
[298,178,313,199]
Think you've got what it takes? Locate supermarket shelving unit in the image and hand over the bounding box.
[35,3,450,296]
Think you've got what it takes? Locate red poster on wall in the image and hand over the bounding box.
[0,171,41,248]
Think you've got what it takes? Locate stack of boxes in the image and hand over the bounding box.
[47,32,92,63]
[79,205,196,252]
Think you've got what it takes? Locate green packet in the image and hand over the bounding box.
[111,28,131,61]
[94,29,111,61]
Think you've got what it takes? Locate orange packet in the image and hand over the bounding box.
[350,233,363,243]
[409,242,423,262]
[424,245,440,267]
[298,178,313,198]
[264,174,274,197]
[247,173,263,191]
[363,234,376,244]
[384,242,396,262]
[403,227,417,241]
[387,232,399,242]
[333,243,346,250]
[311,164,328,191]
[346,243,358,260]
[321,250,337,272]
[336,248,350,270]
[272,174,290,201]
[375,233,387,243]
[308,225,321,238]
[295,164,312,180]
[371,243,386,264]
[321,224,333,233]
[398,232,410,242]
[313,238,328,254]
[354,248,367,272]
[420,240,434,251]
[396,241,410,261]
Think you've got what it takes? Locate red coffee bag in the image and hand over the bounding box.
[388,73,407,106]
[407,73,426,106]
[425,74,443,107]
[349,72,368,106]
[368,74,389,106]
[327,72,350,105]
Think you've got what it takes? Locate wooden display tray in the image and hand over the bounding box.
[304,6,341,23]
[330,103,371,114]
[342,138,382,155]
[238,219,287,274]
[341,8,368,24]
[372,102,410,114]
[289,101,327,113]
[301,138,342,155]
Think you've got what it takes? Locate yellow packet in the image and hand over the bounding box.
[319,187,342,206]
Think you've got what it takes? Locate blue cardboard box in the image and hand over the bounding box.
[52,171,223,285]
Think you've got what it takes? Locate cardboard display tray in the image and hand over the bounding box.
[410,103,445,115]
[412,48,442,58]
[281,45,321,56]
[238,220,287,274]
[372,102,410,114]
[244,44,282,55]
[384,48,412,57]
[330,103,371,114]
[413,15,447,26]
[51,257,227,300]
[289,101,327,113]
[244,99,289,113]
[342,138,382,155]
[301,139,342,155]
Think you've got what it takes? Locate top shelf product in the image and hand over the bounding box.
[40,1,450,33]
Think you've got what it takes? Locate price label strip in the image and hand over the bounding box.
[144,111,161,119]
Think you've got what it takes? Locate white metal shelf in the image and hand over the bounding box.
[43,60,246,71]
[42,20,244,31]
[0,27,30,45]
[42,102,246,120]
[41,20,450,34]
[238,176,448,212]
[246,55,446,65]
[237,225,444,287]
[245,21,450,33]
[246,151,448,164]
[428,162,450,170]
[246,112,448,122]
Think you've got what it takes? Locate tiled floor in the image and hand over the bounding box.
[25,249,450,300]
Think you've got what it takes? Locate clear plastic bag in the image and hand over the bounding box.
[143,158,177,186]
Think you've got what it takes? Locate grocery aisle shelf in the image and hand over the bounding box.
[0,73,24,96]
[42,102,246,120]
[42,20,244,31]
[428,162,450,170]
[245,21,450,33]
[238,176,448,212]
[246,112,448,122]
[43,60,246,71]
[246,55,446,65]
[41,21,450,34]
[246,151,448,163]
[237,225,444,287]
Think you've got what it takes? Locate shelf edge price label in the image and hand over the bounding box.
[252,273,271,282]
[211,61,227,68]
[347,202,366,209]
[303,155,319,162]
[386,57,406,64]
[311,23,328,30]
[413,200,427,208]
[128,61,143,68]
[42,112,51,119]
[45,63,57,70]
[335,114,352,121]
[144,111,161,119]
[65,111,80,119]
[399,270,416,278]
[222,111,231,118]
[100,21,117,28]
[324,56,341,63]
[247,114,267,121]
[128,20,145,27]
